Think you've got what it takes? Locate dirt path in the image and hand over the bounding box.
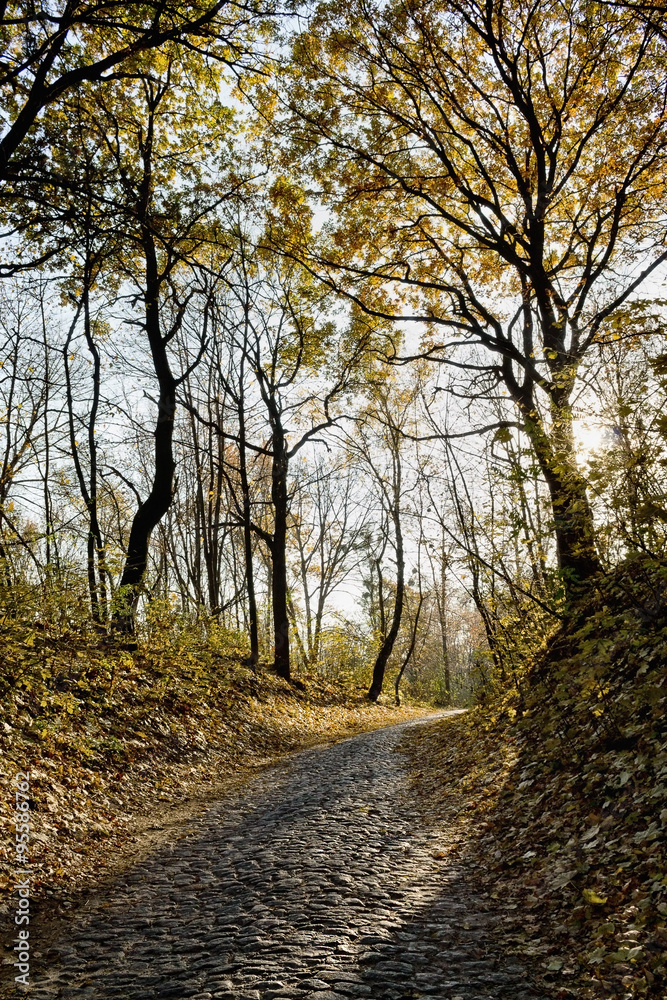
[2,715,553,1000]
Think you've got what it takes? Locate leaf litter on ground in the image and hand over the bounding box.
[0,624,429,975]
[402,555,667,1000]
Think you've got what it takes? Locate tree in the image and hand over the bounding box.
[0,1,281,633]
[52,57,239,631]
[288,457,365,668]
[277,0,667,590]
[179,277,265,658]
[348,382,414,701]
[186,244,369,679]
[0,279,57,586]
[178,362,244,620]
[60,173,115,623]
[0,0,271,190]
[394,567,426,707]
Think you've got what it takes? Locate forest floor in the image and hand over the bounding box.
[1,712,554,1000]
[2,554,665,1000]
[0,652,431,932]
[401,556,667,1000]
[403,711,667,1000]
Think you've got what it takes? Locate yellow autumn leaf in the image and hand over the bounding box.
[582,888,608,905]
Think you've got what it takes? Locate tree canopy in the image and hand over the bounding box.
[1,0,667,703]
[271,0,667,585]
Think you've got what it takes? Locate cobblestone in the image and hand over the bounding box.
[6,716,553,999]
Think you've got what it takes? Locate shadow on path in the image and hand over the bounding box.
[2,716,554,1000]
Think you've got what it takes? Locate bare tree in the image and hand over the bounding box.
[185,244,368,679]
[347,383,416,701]
[288,457,365,668]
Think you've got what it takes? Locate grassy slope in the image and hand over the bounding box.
[404,555,667,1000]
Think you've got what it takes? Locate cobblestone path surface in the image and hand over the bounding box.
[15,717,553,1000]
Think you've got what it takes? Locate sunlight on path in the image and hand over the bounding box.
[6,715,553,1000]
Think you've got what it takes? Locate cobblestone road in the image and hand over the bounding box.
[13,717,553,1000]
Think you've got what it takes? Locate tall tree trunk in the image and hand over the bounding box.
[522,401,601,587]
[63,308,99,621]
[82,283,109,622]
[271,431,291,680]
[439,544,451,705]
[376,555,386,639]
[113,226,176,633]
[395,591,424,706]
[64,279,109,624]
[238,357,259,668]
[40,297,55,573]
[368,507,404,701]
[542,463,600,582]
[207,409,223,615]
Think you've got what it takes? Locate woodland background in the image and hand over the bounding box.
[2,0,666,702]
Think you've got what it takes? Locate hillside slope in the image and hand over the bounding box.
[405,554,667,999]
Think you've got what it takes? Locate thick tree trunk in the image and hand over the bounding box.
[522,405,601,587]
[368,508,404,702]
[542,464,601,582]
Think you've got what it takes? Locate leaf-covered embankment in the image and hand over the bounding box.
[0,621,427,929]
[404,554,667,1000]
